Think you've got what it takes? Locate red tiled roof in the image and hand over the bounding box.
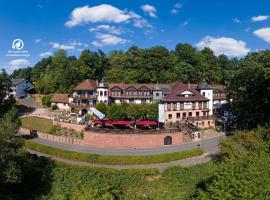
[108,83,170,91]
[164,82,209,102]
[51,94,69,103]
[74,79,97,91]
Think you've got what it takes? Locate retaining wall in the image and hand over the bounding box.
[83,130,183,148]
[19,128,83,145]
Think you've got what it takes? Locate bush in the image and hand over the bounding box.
[41,95,52,107]
[24,140,203,165]
[51,104,58,110]
[46,125,61,134]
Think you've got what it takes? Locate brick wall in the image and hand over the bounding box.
[83,131,183,148]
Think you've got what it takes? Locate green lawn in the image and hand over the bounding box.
[21,116,53,133]
[25,140,204,165]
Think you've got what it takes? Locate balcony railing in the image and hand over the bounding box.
[187,115,216,121]
[166,106,209,111]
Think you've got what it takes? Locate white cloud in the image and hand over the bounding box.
[40,51,52,57]
[171,3,182,14]
[89,25,123,35]
[129,11,152,29]
[8,59,30,66]
[141,4,157,18]
[251,15,269,22]
[196,36,250,57]
[92,33,127,47]
[34,38,42,43]
[253,27,270,43]
[182,20,189,26]
[65,4,131,27]
[233,18,241,23]
[50,42,75,50]
[65,4,151,29]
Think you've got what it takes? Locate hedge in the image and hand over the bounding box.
[25,140,204,165]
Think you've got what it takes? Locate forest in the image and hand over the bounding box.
[11,43,237,94]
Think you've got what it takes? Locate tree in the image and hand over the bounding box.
[226,51,270,129]
[194,129,270,200]
[0,70,15,115]
[0,107,22,184]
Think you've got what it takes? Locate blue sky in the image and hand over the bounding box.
[1,0,270,73]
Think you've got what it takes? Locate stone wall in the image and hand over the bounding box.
[53,121,86,132]
[19,128,83,145]
[83,130,183,148]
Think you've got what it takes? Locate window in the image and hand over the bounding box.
[208,121,210,125]
[196,112,200,116]
[156,92,160,97]
[189,112,192,117]
[100,91,103,96]
[176,113,180,119]
[182,112,186,118]
[168,114,172,119]
[104,91,107,96]
[202,92,205,96]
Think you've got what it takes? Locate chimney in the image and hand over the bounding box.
[188,82,190,89]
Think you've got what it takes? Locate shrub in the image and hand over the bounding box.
[41,95,52,107]
[46,125,61,134]
[51,104,58,110]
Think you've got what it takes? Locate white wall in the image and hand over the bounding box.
[52,102,70,110]
[14,80,33,97]
[200,89,213,115]
[97,88,109,104]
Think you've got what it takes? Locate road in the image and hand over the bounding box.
[31,134,225,156]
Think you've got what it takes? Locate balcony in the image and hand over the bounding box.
[187,115,216,122]
[72,95,97,100]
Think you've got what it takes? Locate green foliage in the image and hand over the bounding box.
[41,95,52,107]
[95,102,108,115]
[25,140,203,165]
[107,103,127,121]
[106,103,158,121]
[194,128,270,200]
[227,51,270,129]
[11,44,240,94]
[46,125,61,134]
[51,104,58,110]
[0,107,22,184]
[0,70,15,114]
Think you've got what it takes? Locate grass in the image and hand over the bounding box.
[21,116,53,133]
[25,140,204,165]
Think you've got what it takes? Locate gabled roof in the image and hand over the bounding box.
[11,78,25,86]
[164,82,209,102]
[108,83,170,92]
[51,94,69,103]
[74,79,97,91]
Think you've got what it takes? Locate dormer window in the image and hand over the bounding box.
[177,90,194,97]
